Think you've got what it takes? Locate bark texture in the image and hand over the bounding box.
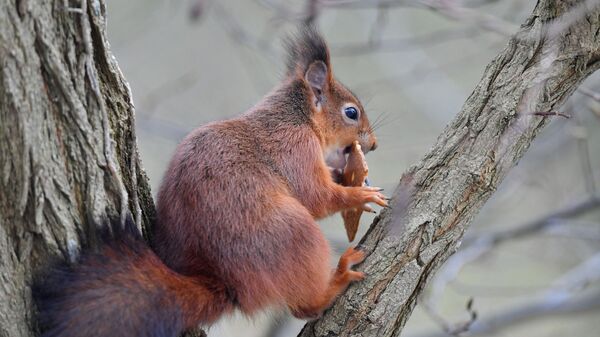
[299,1,600,337]
[0,1,155,336]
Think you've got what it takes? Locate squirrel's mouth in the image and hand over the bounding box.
[325,145,353,184]
[325,145,351,170]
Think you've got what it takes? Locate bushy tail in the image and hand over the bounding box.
[32,217,230,337]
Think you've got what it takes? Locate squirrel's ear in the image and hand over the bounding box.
[305,60,328,101]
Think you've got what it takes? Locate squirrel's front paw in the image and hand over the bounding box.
[356,186,389,209]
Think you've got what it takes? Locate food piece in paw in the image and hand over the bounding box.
[341,141,369,242]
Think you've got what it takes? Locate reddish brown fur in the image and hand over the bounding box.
[33,27,385,337]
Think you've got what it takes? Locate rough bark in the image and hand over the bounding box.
[0,1,155,336]
[299,1,600,337]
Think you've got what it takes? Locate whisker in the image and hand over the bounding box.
[362,95,375,107]
[369,111,389,130]
[371,111,386,124]
[370,113,390,130]
[367,112,402,135]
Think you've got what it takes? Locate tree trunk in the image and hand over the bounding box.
[299,1,600,336]
[0,1,155,336]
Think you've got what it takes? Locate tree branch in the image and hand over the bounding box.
[421,194,600,335]
[298,1,600,336]
[415,252,600,337]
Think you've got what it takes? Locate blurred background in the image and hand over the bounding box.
[105,1,600,336]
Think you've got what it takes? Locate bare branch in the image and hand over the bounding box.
[426,193,600,306]
[573,112,598,194]
[416,290,600,337]
[331,27,480,56]
[421,298,478,336]
[414,253,600,337]
[305,0,320,25]
[211,2,276,60]
[577,86,600,102]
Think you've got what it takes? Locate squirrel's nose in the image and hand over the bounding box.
[370,141,378,152]
[360,134,377,153]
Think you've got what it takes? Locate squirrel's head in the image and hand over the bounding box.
[286,27,377,171]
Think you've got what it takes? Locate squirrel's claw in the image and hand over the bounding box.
[364,188,389,207]
[361,204,376,213]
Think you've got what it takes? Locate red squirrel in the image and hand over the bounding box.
[33,27,387,337]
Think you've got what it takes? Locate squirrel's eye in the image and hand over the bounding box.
[344,107,359,120]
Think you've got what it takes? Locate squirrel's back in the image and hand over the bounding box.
[154,108,328,313]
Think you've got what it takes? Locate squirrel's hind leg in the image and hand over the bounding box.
[288,246,365,319]
[228,194,366,319]
[265,198,365,319]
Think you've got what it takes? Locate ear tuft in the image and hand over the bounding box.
[284,26,331,77]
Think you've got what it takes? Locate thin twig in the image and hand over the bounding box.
[422,298,478,336]
[577,86,600,102]
[573,112,597,194]
[530,111,571,118]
